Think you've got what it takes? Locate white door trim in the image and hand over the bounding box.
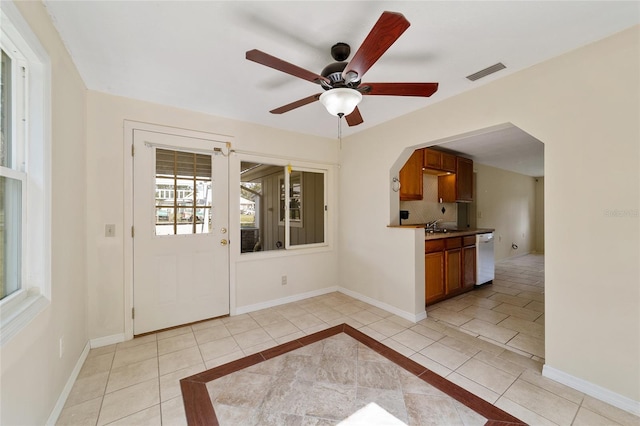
[123,120,234,340]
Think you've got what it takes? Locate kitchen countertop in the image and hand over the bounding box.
[388,225,495,240]
[423,228,494,240]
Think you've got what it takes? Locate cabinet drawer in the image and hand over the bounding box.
[444,237,462,249]
[463,235,476,247]
[425,239,445,253]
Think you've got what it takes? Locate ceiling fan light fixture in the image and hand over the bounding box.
[319,88,362,117]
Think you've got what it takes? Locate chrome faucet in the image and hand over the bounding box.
[425,219,442,231]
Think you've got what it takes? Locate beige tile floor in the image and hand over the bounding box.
[206,333,488,425]
[426,254,546,361]
[56,255,639,426]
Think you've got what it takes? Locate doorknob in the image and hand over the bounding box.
[220,239,228,246]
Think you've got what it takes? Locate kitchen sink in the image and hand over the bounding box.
[425,229,450,234]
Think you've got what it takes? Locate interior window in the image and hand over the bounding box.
[155,149,212,236]
[288,169,325,247]
[240,162,326,253]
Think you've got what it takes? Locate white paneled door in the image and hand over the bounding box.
[132,130,229,335]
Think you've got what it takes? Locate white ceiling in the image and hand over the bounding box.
[432,124,544,177]
[43,1,638,175]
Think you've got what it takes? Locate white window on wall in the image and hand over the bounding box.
[0,2,51,345]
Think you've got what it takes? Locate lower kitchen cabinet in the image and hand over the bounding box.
[462,244,477,288]
[425,251,445,304]
[425,235,476,305]
[445,248,462,294]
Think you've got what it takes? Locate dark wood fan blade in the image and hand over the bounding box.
[269,93,321,114]
[359,82,439,97]
[246,50,330,85]
[345,107,364,126]
[342,11,410,82]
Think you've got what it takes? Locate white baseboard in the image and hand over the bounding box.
[45,341,91,425]
[90,333,125,348]
[338,287,426,323]
[543,365,640,416]
[235,286,339,315]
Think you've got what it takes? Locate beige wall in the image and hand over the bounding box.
[85,92,340,339]
[339,26,639,402]
[475,163,537,261]
[0,2,88,424]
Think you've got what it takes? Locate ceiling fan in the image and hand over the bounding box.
[246,11,439,127]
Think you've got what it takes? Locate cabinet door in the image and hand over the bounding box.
[441,153,456,173]
[462,245,476,288]
[423,149,442,169]
[425,251,445,304]
[445,248,462,294]
[438,174,456,203]
[456,157,473,202]
[400,150,424,201]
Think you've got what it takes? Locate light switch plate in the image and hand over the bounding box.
[105,224,116,237]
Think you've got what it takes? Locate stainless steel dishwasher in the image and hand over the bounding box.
[476,232,495,285]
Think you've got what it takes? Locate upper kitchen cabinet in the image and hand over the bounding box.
[423,148,456,173]
[399,149,424,201]
[456,157,473,201]
[438,156,474,202]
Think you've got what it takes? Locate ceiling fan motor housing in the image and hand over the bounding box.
[319,43,361,90]
[331,42,350,61]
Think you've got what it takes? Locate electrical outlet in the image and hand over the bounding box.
[59,336,64,358]
[477,211,483,219]
[281,275,287,285]
[498,235,502,242]
[105,224,116,237]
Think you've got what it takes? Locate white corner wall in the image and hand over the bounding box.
[0,2,88,425]
[339,26,639,403]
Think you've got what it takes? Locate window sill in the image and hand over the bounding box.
[0,289,49,346]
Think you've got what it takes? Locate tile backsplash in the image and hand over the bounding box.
[400,174,457,226]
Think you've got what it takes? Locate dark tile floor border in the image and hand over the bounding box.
[180,323,526,426]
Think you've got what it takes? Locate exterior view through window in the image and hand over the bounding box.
[1,47,22,300]
[155,149,212,236]
[240,161,326,253]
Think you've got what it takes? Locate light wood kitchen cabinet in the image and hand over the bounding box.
[399,149,424,201]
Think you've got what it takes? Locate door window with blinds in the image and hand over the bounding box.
[155,148,212,235]
[240,161,326,253]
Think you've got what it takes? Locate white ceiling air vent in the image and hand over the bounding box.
[466,62,506,81]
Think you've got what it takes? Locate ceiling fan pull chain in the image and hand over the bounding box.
[338,115,343,149]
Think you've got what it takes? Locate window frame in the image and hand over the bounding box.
[0,2,52,346]
[153,147,213,237]
[279,171,303,228]
[284,166,327,250]
[238,155,329,255]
